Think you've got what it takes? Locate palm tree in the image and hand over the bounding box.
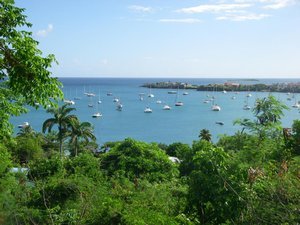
[199,129,212,142]
[42,104,77,159]
[69,120,96,157]
[17,125,35,137]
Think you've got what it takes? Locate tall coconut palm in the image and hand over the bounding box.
[42,104,77,159]
[69,120,96,156]
[199,129,212,142]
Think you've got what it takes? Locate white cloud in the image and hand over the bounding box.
[217,13,270,21]
[263,0,295,9]
[177,4,252,14]
[128,5,153,13]
[36,24,53,37]
[159,18,202,23]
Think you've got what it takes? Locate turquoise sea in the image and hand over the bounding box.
[10,78,300,145]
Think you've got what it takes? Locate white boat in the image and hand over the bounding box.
[243,97,251,110]
[116,103,123,111]
[156,100,162,104]
[243,105,251,110]
[85,92,96,97]
[107,92,113,96]
[92,112,102,118]
[144,107,152,113]
[18,122,29,128]
[92,99,102,117]
[231,96,236,100]
[97,90,102,104]
[222,90,227,94]
[246,93,252,97]
[203,100,210,103]
[183,92,189,95]
[113,97,119,103]
[163,104,171,110]
[148,85,154,98]
[292,102,300,108]
[175,87,183,106]
[138,93,144,101]
[211,88,221,111]
[212,104,221,111]
[64,99,75,105]
[88,104,93,108]
[175,101,184,106]
[216,121,224,125]
[74,89,81,100]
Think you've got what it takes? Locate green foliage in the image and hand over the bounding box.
[243,159,300,224]
[291,120,300,155]
[0,144,12,175]
[198,129,212,142]
[109,178,189,225]
[0,0,63,139]
[187,141,245,224]
[11,135,44,164]
[100,138,179,182]
[234,95,288,139]
[69,120,96,157]
[166,142,191,159]
[43,103,78,159]
[28,155,64,180]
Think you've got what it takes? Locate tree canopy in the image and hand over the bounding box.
[0,0,63,139]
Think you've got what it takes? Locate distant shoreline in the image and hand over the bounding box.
[141,81,300,93]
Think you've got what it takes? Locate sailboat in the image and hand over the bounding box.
[163,104,171,110]
[116,102,123,111]
[211,85,221,111]
[92,98,102,118]
[175,87,183,106]
[243,94,251,110]
[148,85,154,98]
[139,93,145,101]
[84,86,96,97]
[292,95,300,108]
[113,97,119,103]
[97,90,102,104]
[144,106,152,113]
[88,95,94,107]
[182,85,189,95]
[211,103,221,111]
[74,88,81,100]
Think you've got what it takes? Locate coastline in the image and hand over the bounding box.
[141,81,300,93]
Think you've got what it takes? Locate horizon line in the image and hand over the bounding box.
[55,75,300,79]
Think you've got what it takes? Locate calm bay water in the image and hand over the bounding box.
[11,78,300,145]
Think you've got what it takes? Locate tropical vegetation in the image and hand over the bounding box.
[0,1,299,224]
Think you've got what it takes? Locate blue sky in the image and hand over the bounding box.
[16,0,300,78]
